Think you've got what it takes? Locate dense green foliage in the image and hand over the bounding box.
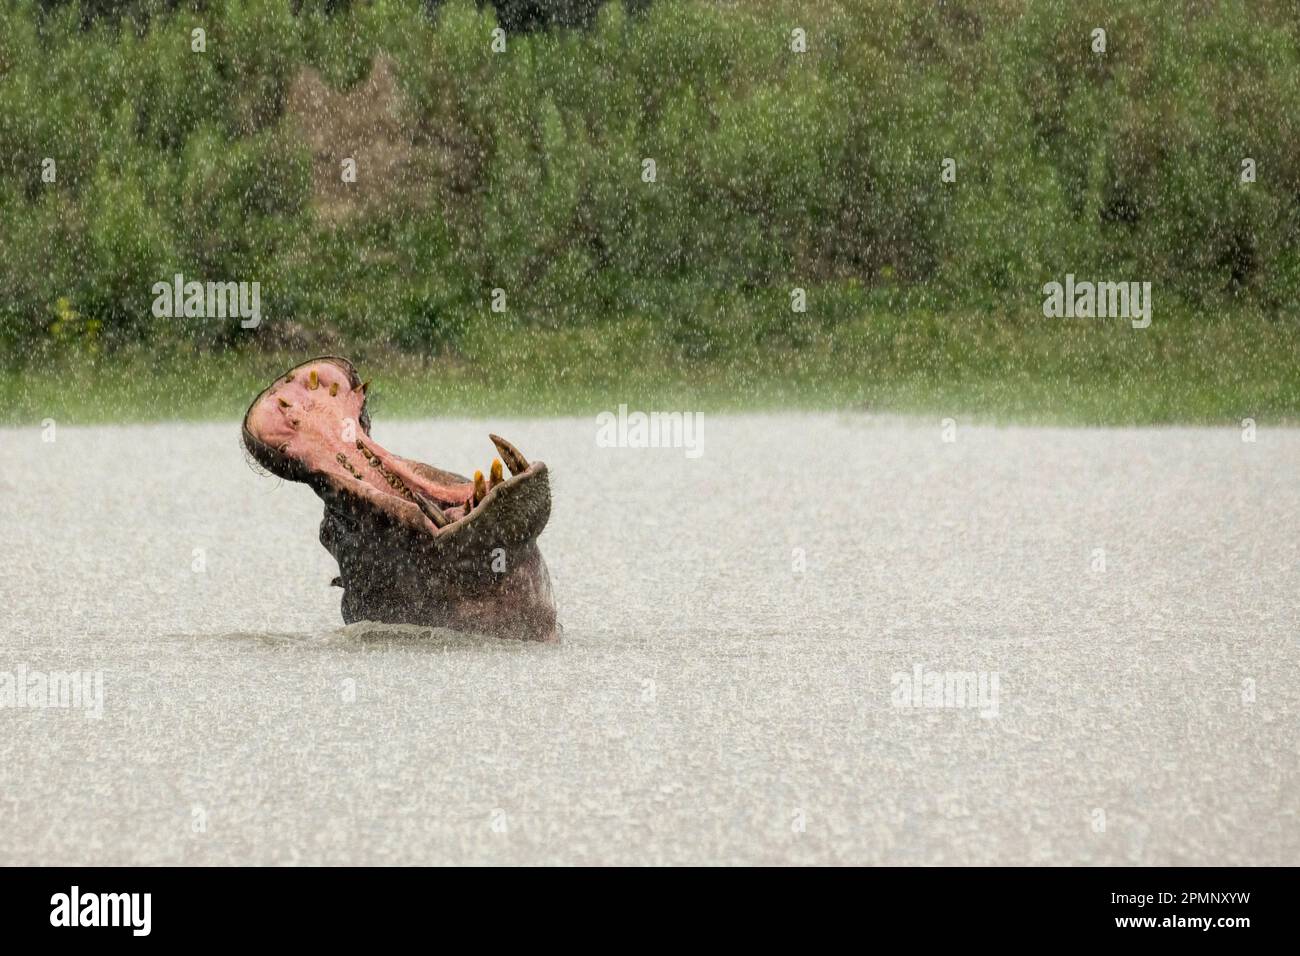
[1,0,1297,369]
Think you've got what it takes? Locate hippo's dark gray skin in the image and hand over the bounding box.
[242,357,557,641]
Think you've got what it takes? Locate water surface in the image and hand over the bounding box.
[2,415,1296,864]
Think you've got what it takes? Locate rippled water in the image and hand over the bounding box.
[2,414,1296,864]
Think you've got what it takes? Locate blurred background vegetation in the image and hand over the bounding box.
[0,0,1296,422]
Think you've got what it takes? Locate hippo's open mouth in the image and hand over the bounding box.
[242,356,556,640]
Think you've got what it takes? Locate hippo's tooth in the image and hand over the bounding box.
[308,370,319,390]
[473,470,487,505]
[488,434,528,475]
[489,458,503,488]
[329,382,339,397]
[413,490,450,528]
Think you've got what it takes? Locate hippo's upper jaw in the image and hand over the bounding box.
[242,356,557,642]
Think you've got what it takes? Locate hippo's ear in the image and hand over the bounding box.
[330,576,343,588]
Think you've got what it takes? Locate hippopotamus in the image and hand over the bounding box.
[242,356,557,641]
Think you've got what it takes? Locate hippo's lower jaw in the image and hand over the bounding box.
[242,356,557,642]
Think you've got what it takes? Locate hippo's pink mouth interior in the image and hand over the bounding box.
[242,357,543,539]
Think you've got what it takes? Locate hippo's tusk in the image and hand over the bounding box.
[413,489,450,528]
[488,434,529,475]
